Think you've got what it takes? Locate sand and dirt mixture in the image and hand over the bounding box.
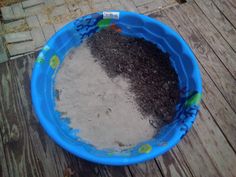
[55,29,179,150]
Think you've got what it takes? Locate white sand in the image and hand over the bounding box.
[55,43,157,150]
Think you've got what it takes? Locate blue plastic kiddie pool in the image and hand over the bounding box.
[31,11,202,165]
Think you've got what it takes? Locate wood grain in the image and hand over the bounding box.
[177,103,236,177]
[0,55,133,177]
[156,147,193,177]
[199,64,236,150]
[137,0,166,14]
[0,59,43,177]
[4,31,32,43]
[212,0,236,28]
[151,7,236,177]
[98,166,132,177]
[128,160,163,177]
[164,5,236,111]
[194,0,236,51]
[0,126,9,177]
[177,126,221,177]
[152,7,236,150]
[181,2,236,79]
[0,22,8,64]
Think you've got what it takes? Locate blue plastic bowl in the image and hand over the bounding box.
[31,11,202,165]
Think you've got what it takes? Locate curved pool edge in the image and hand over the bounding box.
[31,10,202,166]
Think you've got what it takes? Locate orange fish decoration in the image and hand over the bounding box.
[109,24,122,33]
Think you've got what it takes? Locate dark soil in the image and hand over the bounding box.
[87,29,180,127]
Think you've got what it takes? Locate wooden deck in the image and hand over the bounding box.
[0,0,236,177]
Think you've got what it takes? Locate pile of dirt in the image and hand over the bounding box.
[87,29,179,126]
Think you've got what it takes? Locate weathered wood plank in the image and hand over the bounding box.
[109,0,122,8]
[66,0,80,12]
[7,41,35,56]
[110,4,125,11]
[152,8,236,177]
[26,15,41,28]
[176,129,220,177]
[151,10,235,176]
[49,4,71,31]
[98,166,132,177]
[177,103,236,177]
[196,103,236,175]
[151,9,236,151]
[0,55,104,177]
[156,147,193,177]
[50,4,70,17]
[26,15,45,49]
[164,5,236,111]
[212,0,236,28]
[22,0,44,9]
[199,64,236,150]
[0,39,8,63]
[132,0,153,7]
[3,19,26,32]
[37,14,55,41]
[164,0,177,4]
[0,131,9,177]
[0,22,8,63]
[80,4,92,15]
[24,4,44,17]
[154,3,236,149]
[54,0,66,6]
[1,6,14,20]
[44,0,56,6]
[119,0,138,12]
[11,2,25,19]
[137,1,166,14]
[194,0,236,51]
[92,0,107,3]
[0,61,42,177]
[93,1,112,11]
[128,160,163,177]
[4,31,32,43]
[181,2,236,79]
